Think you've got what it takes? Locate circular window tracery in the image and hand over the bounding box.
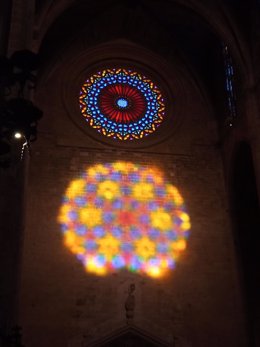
[79,68,165,141]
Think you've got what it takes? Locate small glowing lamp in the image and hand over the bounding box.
[14,132,23,139]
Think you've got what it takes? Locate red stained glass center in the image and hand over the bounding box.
[99,84,146,123]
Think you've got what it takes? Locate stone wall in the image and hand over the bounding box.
[17,45,247,347]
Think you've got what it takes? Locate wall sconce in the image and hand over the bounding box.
[0,50,43,167]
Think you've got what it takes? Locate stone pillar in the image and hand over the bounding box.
[7,0,35,54]
[0,0,12,55]
[0,159,27,345]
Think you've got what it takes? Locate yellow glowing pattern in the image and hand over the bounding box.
[78,206,102,227]
[58,162,191,278]
[133,182,154,200]
[97,180,120,200]
[135,237,156,260]
[151,208,173,231]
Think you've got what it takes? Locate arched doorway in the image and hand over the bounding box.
[231,142,260,346]
[81,326,171,347]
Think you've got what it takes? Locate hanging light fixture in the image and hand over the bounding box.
[0,50,43,167]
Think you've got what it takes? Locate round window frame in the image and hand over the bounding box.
[61,44,185,149]
[79,66,167,142]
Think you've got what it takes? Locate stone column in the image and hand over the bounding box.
[7,0,35,54]
[0,159,27,345]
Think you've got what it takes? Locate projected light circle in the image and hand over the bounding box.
[79,68,165,140]
[58,162,191,278]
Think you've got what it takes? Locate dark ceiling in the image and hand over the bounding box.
[39,0,222,79]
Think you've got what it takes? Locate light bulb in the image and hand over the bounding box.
[14,132,23,139]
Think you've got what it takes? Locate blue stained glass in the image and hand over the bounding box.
[79,68,165,140]
[223,44,236,124]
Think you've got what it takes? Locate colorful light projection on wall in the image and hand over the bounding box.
[58,162,191,278]
[79,68,165,140]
